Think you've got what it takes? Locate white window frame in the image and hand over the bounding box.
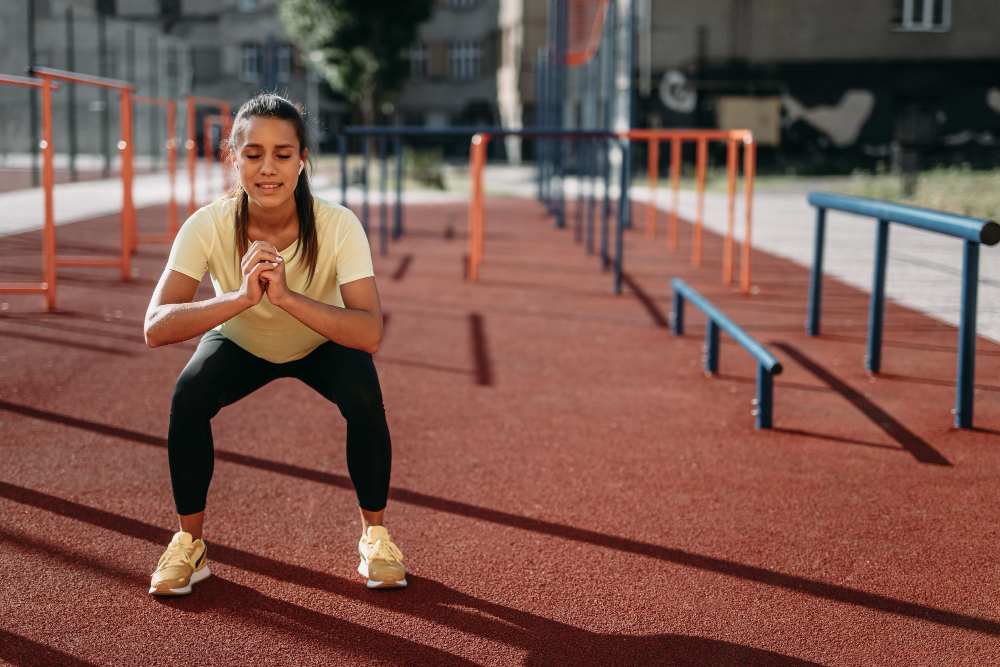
[891,0,951,32]
[409,43,428,79]
[448,40,482,80]
[277,45,292,83]
[240,44,259,83]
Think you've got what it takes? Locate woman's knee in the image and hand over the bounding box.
[170,371,221,418]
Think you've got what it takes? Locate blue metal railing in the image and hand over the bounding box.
[805,192,1000,428]
[670,278,783,429]
[340,126,630,292]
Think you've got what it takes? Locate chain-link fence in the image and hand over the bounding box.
[0,0,193,184]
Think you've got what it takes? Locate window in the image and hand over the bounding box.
[237,0,257,11]
[277,45,292,82]
[890,0,950,31]
[240,44,259,83]
[448,40,482,80]
[409,43,428,79]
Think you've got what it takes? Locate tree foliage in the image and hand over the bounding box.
[276,0,434,122]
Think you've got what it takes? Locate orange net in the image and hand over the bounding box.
[567,0,609,66]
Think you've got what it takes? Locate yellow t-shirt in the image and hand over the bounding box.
[165,195,375,363]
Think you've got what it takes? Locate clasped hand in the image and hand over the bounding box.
[239,240,291,306]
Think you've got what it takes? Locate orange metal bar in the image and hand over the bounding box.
[55,257,125,267]
[692,138,707,267]
[723,138,738,286]
[740,138,756,295]
[478,136,490,268]
[624,129,752,142]
[120,89,133,278]
[167,102,178,234]
[187,97,197,215]
[30,67,132,91]
[42,76,56,309]
[0,74,59,90]
[467,136,480,282]
[203,115,215,199]
[646,139,658,239]
[669,138,681,251]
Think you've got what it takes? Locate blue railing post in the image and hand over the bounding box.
[575,138,584,243]
[394,134,403,239]
[613,140,627,293]
[866,219,890,373]
[955,240,980,428]
[755,364,773,429]
[601,140,611,271]
[806,207,826,336]
[338,134,347,206]
[671,290,684,335]
[361,136,369,235]
[378,134,387,256]
[705,320,720,374]
[586,138,596,255]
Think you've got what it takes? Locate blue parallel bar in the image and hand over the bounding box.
[378,134,387,256]
[956,240,979,428]
[338,134,347,206]
[806,207,826,336]
[394,134,403,239]
[601,141,610,271]
[807,192,1000,245]
[670,278,783,429]
[866,219,889,373]
[806,191,998,428]
[586,139,596,255]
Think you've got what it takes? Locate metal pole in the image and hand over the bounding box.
[806,208,826,336]
[756,364,773,429]
[338,134,347,205]
[361,135,370,234]
[866,219,890,374]
[601,0,616,267]
[586,138,596,254]
[27,0,39,188]
[671,291,684,335]
[150,33,160,170]
[394,134,403,239]
[379,134,387,256]
[98,10,111,179]
[65,6,78,183]
[536,52,543,203]
[706,320,720,374]
[955,240,979,428]
[614,139,628,293]
[41,77,56,309]
[553,0,568,229]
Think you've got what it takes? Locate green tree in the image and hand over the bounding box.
[276,0,435,126]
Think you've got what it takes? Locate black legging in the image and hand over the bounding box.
[167,330,392,515]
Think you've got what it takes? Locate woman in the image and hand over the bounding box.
[143,93,405,594]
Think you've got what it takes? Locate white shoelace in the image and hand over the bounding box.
[368,537,404,564]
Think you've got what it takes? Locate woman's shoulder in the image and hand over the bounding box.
[188,197,236,231]
[312,195,362,235]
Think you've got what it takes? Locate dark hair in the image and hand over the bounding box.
[224,93,318,288]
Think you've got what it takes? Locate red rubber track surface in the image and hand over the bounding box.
[0,197,998,665]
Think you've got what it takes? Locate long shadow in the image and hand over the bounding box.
[620,272,669,328]
[0,327,134,357]
[390,254,413,281]
[0,629,98,667]
[772,343,951,466]
[0,314,154,347]
[0,527,819,667]
[0,410,995,635]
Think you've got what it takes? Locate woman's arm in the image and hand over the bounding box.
[144,242,280,347]
[143,270,250,347]
[269,276,383,354]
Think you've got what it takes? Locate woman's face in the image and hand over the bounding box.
[233,116,308,210]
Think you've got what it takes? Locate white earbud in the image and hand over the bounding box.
[298,161,304,175]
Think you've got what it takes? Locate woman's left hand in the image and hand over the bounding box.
[259,249,292,306]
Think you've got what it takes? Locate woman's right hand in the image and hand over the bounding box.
[239,241,282,306]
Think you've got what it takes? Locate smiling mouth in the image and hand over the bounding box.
[256,183,282,190]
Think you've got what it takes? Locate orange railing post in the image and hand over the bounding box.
[133,95,179,246]
[741,136,756,295]
[41,76,57,308]
[646,138,658,239]
[187,95,197,215]
[723,136,738,286]
[203,115,214,198]
[669,137,681,251]
[120,88,134,277]
[693,137,707,267]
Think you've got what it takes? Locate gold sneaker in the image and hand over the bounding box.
[149,531,211,596]
[358,525,407,589]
